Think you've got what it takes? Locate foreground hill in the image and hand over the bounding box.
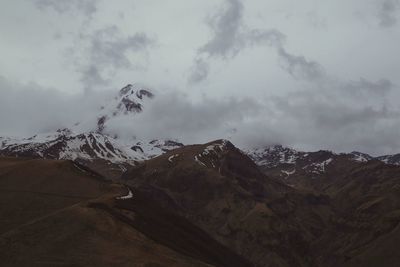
[0,157,249,267]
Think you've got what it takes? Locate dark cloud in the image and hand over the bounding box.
[0,76,109,136]
[1,74,399,155]
[33,0,99,17]
[199,0,244,58]
[245,29,286,48]
[344,78,393,97]
[243,77,399,155]
[378,0,400,27]
[80,65,109,89]
[118,76,399,155]
[2,1,400,156]
[277,47,325,81]
[105,90,261,143]
[188,58,210,84]
[189,0,324,83]
[75,26,155,90]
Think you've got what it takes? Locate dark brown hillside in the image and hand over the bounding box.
[0,156,250,267]
[1,139,400,267]
[0,157,114,233]
[122,140,334,267]
[309,161,400,266]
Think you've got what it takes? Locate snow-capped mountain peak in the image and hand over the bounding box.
[96,84,154,133]
[246,144,400,182]
[246,144,304,168]
[0,84,182,176]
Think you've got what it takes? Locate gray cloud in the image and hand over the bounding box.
[244,77,399,155]
[33,0,99,17]
[2,1,400,156]
[1,74,399,155]
[0,76,109,136]
[100,76,400,155]
[80,65,109,89]
[75,26,155,90]
[105,90,260,143]
[378,0,400,27]
[199,0,244,58]
[190,0,324,83]
[277,47,325,81]
[188,58,210,84]
[344,78,393,97]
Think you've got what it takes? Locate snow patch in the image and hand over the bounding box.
[195,155,206,167]
[168,154,179,162]
[117,188,133,200]
[281,169,296,178]
[304,158,333,174]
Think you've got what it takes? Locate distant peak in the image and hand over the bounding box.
[136,89,154,99]
[119,84,154,99]
[119,84,134,96]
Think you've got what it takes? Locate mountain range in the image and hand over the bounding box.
[0,84,399,266]
[1,84,399,177]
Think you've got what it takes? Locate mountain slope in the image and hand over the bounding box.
[0,84,183,178]
[120,140,400,267]
[1,139,400,266]
[0,157,249,267]
[122,140,336,267]
[246,145,400,190]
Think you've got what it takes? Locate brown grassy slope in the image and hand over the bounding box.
[122,140,334,267]
[309,161,400,266]
[0,157,115,233]
[0,197,217,267]
[0,156,250,267]
[260,155,400,266]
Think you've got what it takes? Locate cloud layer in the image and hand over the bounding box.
[189,0,324,83]
[378,0,400,27]
[1,0,400,156]
[76,26,155,90]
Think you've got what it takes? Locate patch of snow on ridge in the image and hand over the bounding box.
[202,140,228,157]
[348,151,372,162]
[195,155,206,167]
[281,169,296,178]
[246,145,304,167]
[194,140,229,168]
[304,158,333,174]
[117,188,133,200]
[380,157,390,164]
[168,154,179,162]
[136,140,183,159]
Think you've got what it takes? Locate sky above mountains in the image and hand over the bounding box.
[1,0,400,155]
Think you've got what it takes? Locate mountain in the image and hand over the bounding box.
[121,140,400,266]
[0,84,183,178]
[377,153,400,165]
[1,84,400,266]
[1,140,400,266]
[121,140,334,266]
[94,83,154,133]
[0,131,182,166]
[246,145,400,189]
[1,83,399,180]
[246,144,400,170]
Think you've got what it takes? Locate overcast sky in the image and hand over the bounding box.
[1,0,400,155]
